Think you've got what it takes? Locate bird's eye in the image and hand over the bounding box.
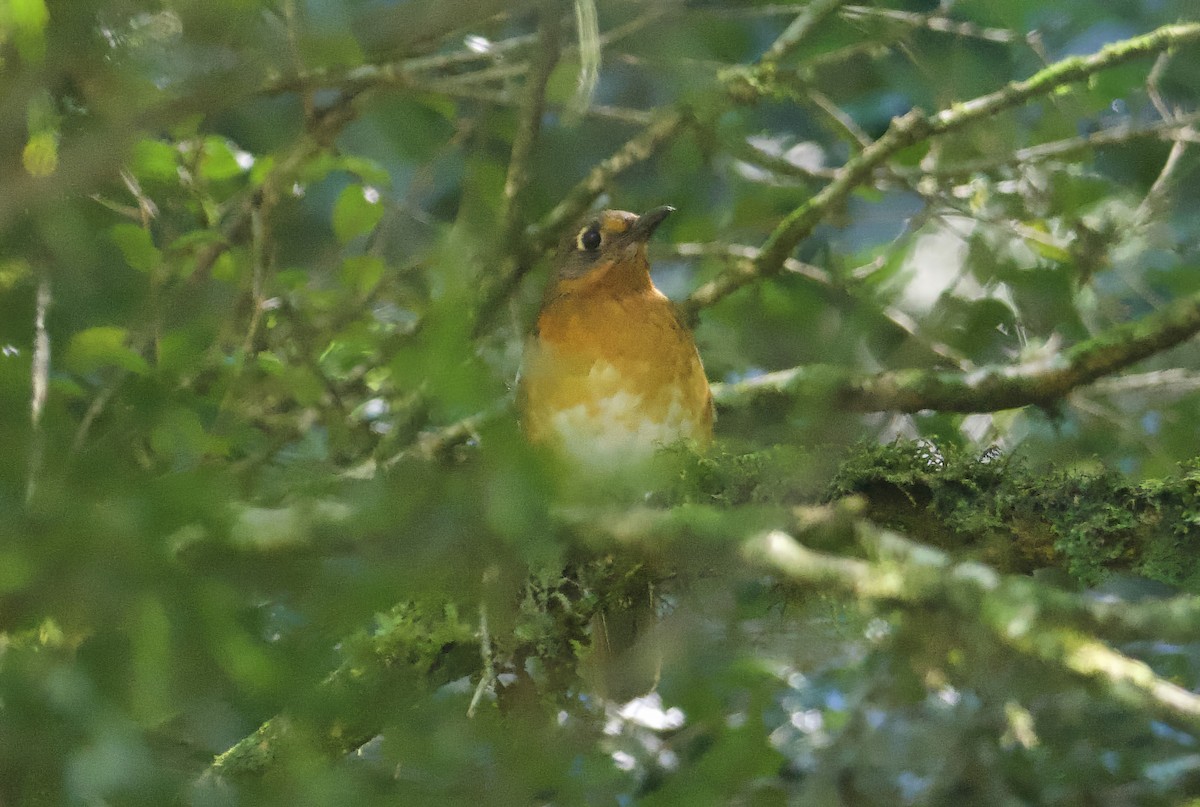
[578,227,602,251]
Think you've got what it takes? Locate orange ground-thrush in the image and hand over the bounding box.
[518,206,713,472]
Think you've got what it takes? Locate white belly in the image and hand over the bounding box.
[536,360,706,472]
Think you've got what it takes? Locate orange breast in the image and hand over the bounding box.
[520,285,712,470]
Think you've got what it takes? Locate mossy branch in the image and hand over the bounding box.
[713,286,1200,413]
[745,529,1200,737]
[204,602,478,778]
[825,439,1200,588]
[684,21,1200,317]
[200,446,1200,778]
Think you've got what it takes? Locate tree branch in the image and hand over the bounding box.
[713,286,1200,413]
[499,3,562,248]
[685,21,1200,318]
[745,529,1200,737]
[759,0,847,66]
[204,602,478,778]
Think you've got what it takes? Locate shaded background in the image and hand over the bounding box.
[2,0,1200,804]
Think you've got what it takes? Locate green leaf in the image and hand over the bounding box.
[337,155,392,187]
[110,223,161,272]
[340,255,385,295]
[65,326,149,375]
[200,136,249,182]
[211,249,244,283]
[0,259,32,291]
[0,551,32,595]
[332,183,384,244]
[150,407,208,464]
[10,0,49,62]
[158,325,214,375]
[248,154,276,187]
[22,130,57,177]
[130,139,180,183]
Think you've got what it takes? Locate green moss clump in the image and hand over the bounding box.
[825,440,1200,590]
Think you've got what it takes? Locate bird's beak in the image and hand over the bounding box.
[630,205,675,242]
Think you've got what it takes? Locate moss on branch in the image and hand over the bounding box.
[826,440,1200,589]
[744,528,1200,737]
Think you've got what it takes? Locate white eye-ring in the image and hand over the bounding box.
[577,226,603,251]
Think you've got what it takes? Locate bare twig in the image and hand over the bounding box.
[26,275,50,504]
[214,197,273,427]
[1136,137,1191,223]
[351,0,539,60]
[1091,368,1200,398]
[673,241,831,286]
[471,108,690,335]
[839,5,1018,44]
[467,603,495,718]
[808,88,871,148]
[759,0,847,66]
[527,108,692,253]
[911,114,1200,177]
[1145,50,1174,121]
[568,0,600,116]
[500,2,563,248]
[729,136,838,183]
[383,404,500,468]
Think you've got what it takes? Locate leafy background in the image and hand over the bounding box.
[3,0,1200,804]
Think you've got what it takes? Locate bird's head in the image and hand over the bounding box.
[550,205,675,289]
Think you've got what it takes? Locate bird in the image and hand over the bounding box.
[518,205,713,475]
[518,205,712,700]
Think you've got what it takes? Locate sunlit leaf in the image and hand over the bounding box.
[9,0,48,62]
[110,223,161,272]
[130,139,181,183]
[332,183,385,244]
[200,136,249,182]
[340,255,385,296]
[65,326,149,375]
[21,130,56,177]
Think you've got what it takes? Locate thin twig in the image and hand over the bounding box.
[1136,137,1191,223]
[471,108,690,335]
[839,5,1018,44]
[467,603,494,717]
[527,108,692,253]
[729,136,838,182]
[214,197,272,427]
[26,275,50,504]
[1145,50,1174,121]
[808,88,871,148]
[673,241,971,367]
[912,114,1200,177]
[759,0,848,66]
[382,405,499,468]
[685,22,1200,317]
[500,2,563,248]
[1091,368,1200,398]
[568,0,600,117]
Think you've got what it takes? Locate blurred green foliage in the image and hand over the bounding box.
[3,0,1200,804]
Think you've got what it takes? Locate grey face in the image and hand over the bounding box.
[553,207,674,280]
